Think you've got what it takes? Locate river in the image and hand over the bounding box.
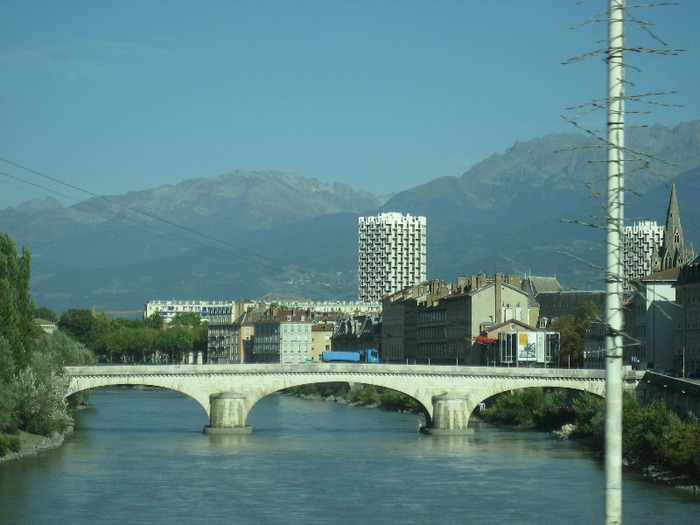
[1,387,698,524]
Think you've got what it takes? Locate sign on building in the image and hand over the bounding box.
[499,331,560,366]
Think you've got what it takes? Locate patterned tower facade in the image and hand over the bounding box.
[358,212,426,301]
[623,183,695,287]
[622,220,664,286]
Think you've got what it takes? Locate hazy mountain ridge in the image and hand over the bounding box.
[2,120,698,314]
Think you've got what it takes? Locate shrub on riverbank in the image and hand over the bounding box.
[484,388,700,481]
[480,388,573,429]
[572,391,700,478]
[0,433,22,456]
[283,383,420,413]
[0,331,97,457]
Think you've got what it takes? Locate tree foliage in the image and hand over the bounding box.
[0,233,35,368]
[480,388,572,429]
[34,306,58,322]
[54,308,205,364]
[0,234,103,449]
[58,309,95,347]
[551,300,603,368]
[283,383,421,413]
[571,391,700,479]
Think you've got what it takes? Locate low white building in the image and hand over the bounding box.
[144,299,233,324]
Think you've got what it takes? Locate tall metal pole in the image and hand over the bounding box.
[605,1,625,523]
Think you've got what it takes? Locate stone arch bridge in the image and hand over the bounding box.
[65,364,644,435]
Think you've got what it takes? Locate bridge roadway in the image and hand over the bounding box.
[65,364,644,435]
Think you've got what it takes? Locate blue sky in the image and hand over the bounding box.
[1,0,698,209]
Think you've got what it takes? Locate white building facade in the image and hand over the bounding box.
[622,220,664,288]
[144,299,233,324]
[675,256,700,376]
[632,267,679,372]
[358,212,426,302]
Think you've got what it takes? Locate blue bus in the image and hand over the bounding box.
[321,349,380,364]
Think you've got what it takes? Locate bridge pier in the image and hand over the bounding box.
[421,393,473,435]
[203,392,252,435]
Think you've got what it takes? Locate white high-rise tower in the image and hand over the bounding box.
[622,220,664,287]
[358,212,426,301]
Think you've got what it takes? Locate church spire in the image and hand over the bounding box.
[655,183,695,271]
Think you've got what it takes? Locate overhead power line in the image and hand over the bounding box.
[0,157,286,273]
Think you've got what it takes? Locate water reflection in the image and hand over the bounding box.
[1,388,698,525]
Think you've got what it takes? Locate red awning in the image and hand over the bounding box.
[472,336,496,345]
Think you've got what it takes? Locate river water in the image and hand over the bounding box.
[1,388,698,524]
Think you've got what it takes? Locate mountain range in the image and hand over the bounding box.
[2,120,699,316]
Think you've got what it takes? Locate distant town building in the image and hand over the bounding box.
[497,330,560,368]
[144,299,234,324]
[623,184,695,289]
[631,267,680,372]
[358,212,426,301]
[381,274,532,365]
[311,323,334,362]
[34,318,57,334]
[623,220,664,286]
[251,310,313,364]
[332,314,382,354]
[675,255,700,376]
[206,301,260,363]
[266,299,381,316]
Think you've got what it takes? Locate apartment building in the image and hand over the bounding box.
[623,220,664,287]
[358,212,426,301]
[623,184,694,289]
[381,274,531,365]
[311,323,334,362]
[144,299,233,324]
[207,302,260,363]
[675,256,700,376]
[631,267,680,371]
[251,310,313,364]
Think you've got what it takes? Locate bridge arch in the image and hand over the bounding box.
[244,376,433,427]
[463,378,608,420]
[66,373,212,417]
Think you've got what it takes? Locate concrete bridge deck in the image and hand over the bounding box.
[65,364,644,435]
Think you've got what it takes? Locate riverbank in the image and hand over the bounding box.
[553,422,700,494]
[288,387,700,495]
[0,427,73,463]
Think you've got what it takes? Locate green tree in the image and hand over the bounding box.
[0,336,18,433]
[0,233,35,368]
[571,391,604,436]
[550,300,603,368]
[170,312,202,328]
[28,331,97,408]
[480,388,572,429]
[87,313,112,359]
[157,327,196,363]
[144,312,164,330]
[34,306,58,322]
[551,314,580,367]
[13,367,70,436]
[58,309,95,347]
[29,331,97,371]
